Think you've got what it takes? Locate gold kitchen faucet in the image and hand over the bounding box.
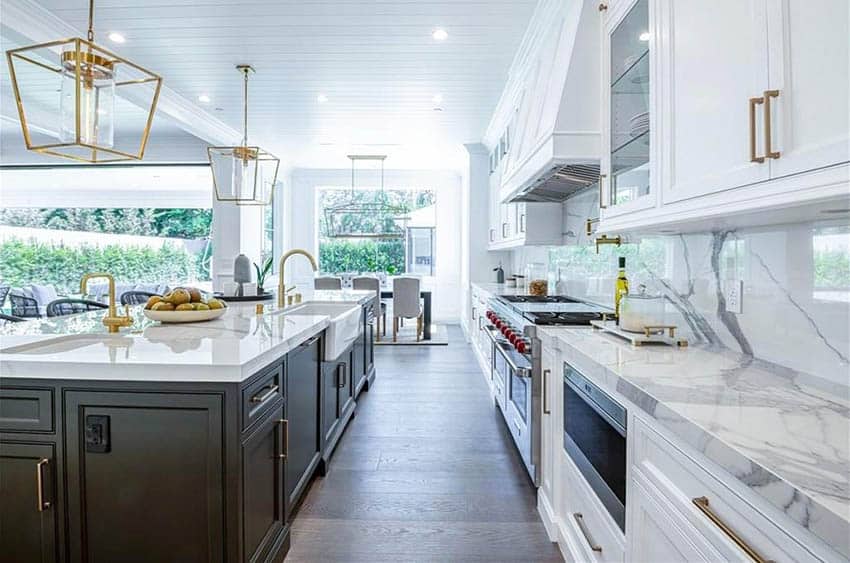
[80,272,133,333]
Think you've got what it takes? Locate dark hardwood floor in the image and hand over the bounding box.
[286,325,562,562]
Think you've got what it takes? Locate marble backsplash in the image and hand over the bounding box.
[511,188,850,385]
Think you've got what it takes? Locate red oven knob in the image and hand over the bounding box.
[509,333,518,344]
[495,319,503,329]
[516,340,527,353]
[486,311,493,320]
[502,326,511,338]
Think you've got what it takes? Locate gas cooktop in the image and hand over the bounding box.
[523,311,604,326]
[500,295,580,303]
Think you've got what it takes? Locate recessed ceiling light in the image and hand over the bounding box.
[432,94,443,104]
[197,94,211,103]
[433,107,444,112]
[108,32,125,43]
[639,31,651,41]
[317,93,328,103]
[214,107,224,111]
[432,28,448,41]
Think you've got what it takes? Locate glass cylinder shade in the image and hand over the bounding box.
[59,48,115,148]
[208,146,280,205]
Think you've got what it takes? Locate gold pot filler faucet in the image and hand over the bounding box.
[80,272,133,333]
[277,249,318,308]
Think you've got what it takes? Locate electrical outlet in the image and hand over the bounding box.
[725,280,743,314]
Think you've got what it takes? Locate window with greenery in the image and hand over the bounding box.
[317,188,435,275]
[262,204,274,264]
[0,207,212,293]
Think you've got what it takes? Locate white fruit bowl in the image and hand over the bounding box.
[143,308,226,323]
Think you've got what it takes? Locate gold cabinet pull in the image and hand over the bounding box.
[763,90,780,159]
[542,369,551,414]
[250,384,279,404]
[36,458,50,511]
[749,96,765,163]
[573,513,602,553]
[692,496,770,562]
[277,419,288,459]
[598,174,607,209]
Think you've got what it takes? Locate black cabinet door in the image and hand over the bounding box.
[242,403,286,563]
[337,348,355,417]
[321,360,341,444]
[64,391,225,563]
[285,335,321,511]
[0,441,57,563]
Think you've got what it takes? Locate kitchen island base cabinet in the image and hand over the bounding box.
[242,402,288,563]
[64,391,226,563]
[285,334,322,516]
[0,442,58,563]
[319,344,356,474]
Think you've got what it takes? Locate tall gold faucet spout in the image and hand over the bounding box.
[80,272,133,333]
[277,249,318,307]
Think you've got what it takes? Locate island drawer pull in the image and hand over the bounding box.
[543,369,551,414]
[299,335,321,349]
[573,513,602,553]
[692,496,771,562]
[250,384,279,404]
[36,458,50,511]
[278,419,288,459]
[337,363,347,388]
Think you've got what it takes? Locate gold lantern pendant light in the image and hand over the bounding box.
[208,65,280,206]
[5,0,162,162]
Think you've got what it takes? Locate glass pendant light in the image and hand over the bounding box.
[208,65,280,206]
[5,0,162,162]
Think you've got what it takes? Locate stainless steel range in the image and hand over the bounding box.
[482,294,608,486]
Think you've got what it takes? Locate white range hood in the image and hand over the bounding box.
[497,0,601,204]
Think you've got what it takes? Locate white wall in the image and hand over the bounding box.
[284,168,463,322]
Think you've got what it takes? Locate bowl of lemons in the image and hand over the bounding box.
[142,287,228,323]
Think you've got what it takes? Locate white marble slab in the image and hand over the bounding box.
[539,326,850,557]
[0,290,373,382]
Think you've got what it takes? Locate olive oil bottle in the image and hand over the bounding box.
[614,256,629,322]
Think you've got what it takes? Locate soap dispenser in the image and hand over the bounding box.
[494,262,505,284]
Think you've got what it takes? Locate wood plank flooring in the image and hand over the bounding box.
[286,325,562,562]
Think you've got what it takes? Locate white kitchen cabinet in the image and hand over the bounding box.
[630,414,835,563]
[538,343,560,540]
[599,0,658,222]
[599,0,848,233]
[765,0,849,181]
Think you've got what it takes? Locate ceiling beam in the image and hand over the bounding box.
[0,0,242,146]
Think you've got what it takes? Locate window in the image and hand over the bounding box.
[317,187,436,275]
[262,204,274,264]
[813,225,850,302]
[0,207,212,293]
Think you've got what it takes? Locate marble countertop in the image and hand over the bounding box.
[539,326,850,557]
[0,290,374,383]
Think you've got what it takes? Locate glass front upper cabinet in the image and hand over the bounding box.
[609,0,650,207]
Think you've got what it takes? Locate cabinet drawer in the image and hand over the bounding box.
[557,448,625,563]
[632,415,824,562]
[0,387,54,432]
[242,364,284,430]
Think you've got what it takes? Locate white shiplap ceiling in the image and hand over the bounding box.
[4,0,537,169]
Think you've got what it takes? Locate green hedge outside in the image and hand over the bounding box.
[319,239,404,274]
[0,238,203,294]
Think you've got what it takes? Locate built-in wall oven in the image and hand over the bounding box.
[563,362,627,531]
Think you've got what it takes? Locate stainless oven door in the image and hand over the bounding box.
[494,340,537,484]
[482,324,507,410]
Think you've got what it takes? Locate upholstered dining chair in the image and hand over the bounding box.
[391,277,423,342]
[352,276,386,341]
[314,276,343,290]
[46,298,108,317]
[121,290,160,306]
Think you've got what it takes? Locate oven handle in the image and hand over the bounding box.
[494,341,532,377]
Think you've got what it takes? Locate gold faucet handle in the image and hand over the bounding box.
[285,285,297,294]
[124,304,131,318]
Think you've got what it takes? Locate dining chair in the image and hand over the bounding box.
[0,285,10,309]
[0,312,26,326]
[391,277,423,342]
[314,276,342,290]
[352,276,386,341]
[121,290,160,306]
[9,292,41,318]
[46,298,109,317]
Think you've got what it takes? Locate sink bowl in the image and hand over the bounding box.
[282,302,362,360]
[1,334,134,355]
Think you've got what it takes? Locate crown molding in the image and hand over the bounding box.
[1,0,242,147]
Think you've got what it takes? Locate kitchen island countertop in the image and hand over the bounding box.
[0,290,374,383]
[539,326,850,558]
